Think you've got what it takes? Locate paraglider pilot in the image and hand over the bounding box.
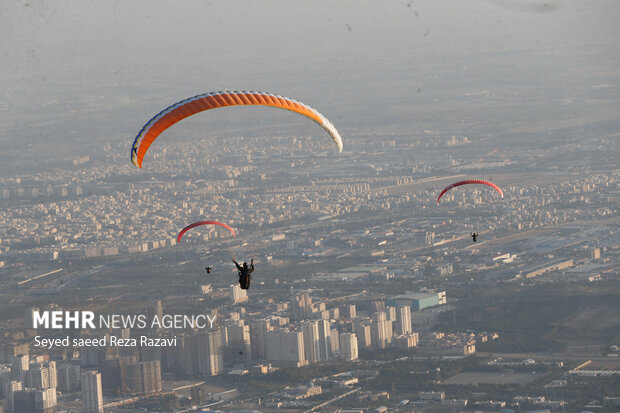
[471,232,479,242]
[233,258,254,290]
[205,266,212,274]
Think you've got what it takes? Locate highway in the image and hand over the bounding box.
[17,268,63,285]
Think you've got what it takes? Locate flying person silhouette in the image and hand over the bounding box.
[205,266,212,274]
[233,258,254,289]
[471,232,479,242]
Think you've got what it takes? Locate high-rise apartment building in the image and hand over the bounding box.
[290,293,313,320]
[317,319,331,361]
[5,380,22,412]
[395,306,412,336]
[341,304,356,319]
[250,319,272,359]
[330,328,340,355]
[226,321,251,364]
[13,388,56,413]
[230,284,248,304]
[125,360,162,395]
[81,370,103,413]
[302,321,320,363]
[11,355,29,381]
[57,363,81,393]
[196,329,224,376]
[302,319,331,363]
[29,361,56,390]
[339,333,359,361]
[100,355,138,396]
[371,312,391,349]
[353,320,372,348]
[266,329,307,367]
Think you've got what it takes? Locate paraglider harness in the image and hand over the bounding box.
[233,259,254,290]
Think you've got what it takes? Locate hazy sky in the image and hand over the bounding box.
[1,0,619,150]
[3,0,619,76]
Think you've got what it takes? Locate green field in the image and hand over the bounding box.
[439,280,620,353]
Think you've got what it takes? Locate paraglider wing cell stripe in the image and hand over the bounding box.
[436,179,504,204]
[131,91,343,167]
[177,221,235,243]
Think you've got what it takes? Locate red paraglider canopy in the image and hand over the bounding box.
[436,179,504,204]
[177,221,235,243]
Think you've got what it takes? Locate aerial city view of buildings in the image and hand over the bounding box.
[0,128,618,412]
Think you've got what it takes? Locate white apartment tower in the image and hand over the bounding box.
[302,320,331,363]
[317,319,331,361]
[230,284,248,303]
[395,305,412,336]
[302,321,320,363]
[371,311,391,349]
